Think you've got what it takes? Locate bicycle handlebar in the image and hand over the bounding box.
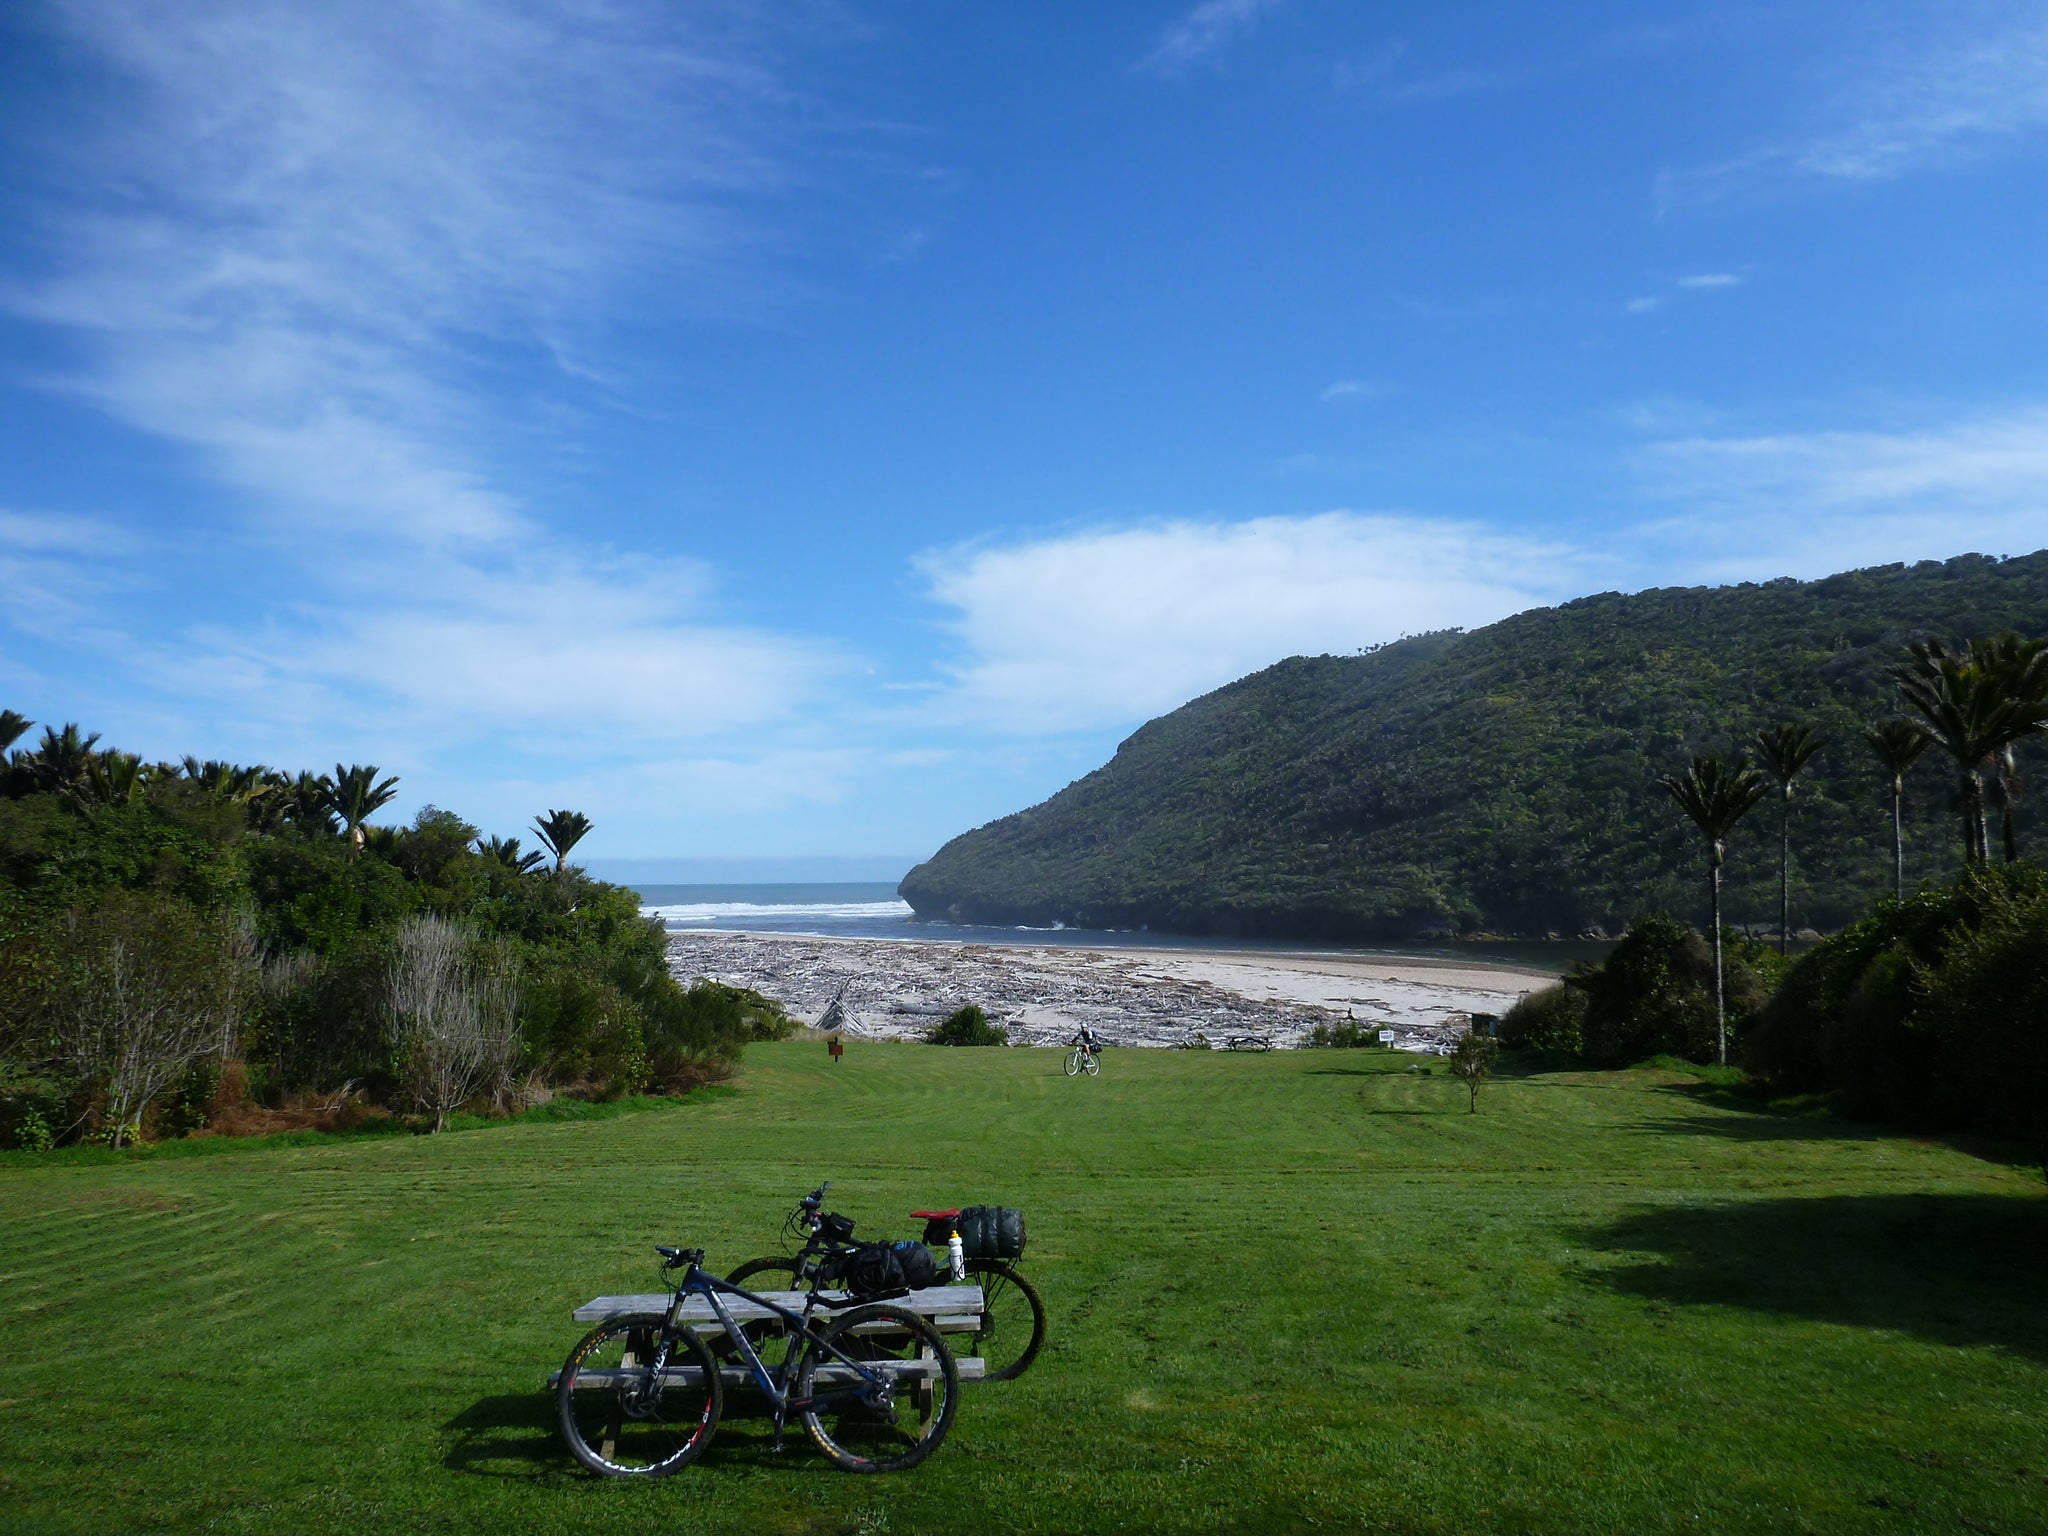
[655,1245,705,1270]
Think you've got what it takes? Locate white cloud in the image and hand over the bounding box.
[1626,296,1664,314]
[1632,404,2048,577]
[1659,15,2048,204]
[5,2,841,761]
[1331,41,1516,108]
[916,512,1589,734]
[1319,378,1398,403]
[1135,0,1282,79]
[1675,273,1741,289]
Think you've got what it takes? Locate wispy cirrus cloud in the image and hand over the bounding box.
[3,1,850,760]
[1658,12,2048,206]
[1626,271,1743,315]
[1134,0,1282,80]
[1331,40,1516,108]
[1319,378,1399,404]
[917,513,1589,733]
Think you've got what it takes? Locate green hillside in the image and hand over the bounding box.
[902,552,2048,940]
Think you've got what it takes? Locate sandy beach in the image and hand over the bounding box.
[665,929,1553,1051]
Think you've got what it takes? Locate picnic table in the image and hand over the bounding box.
[558,1284,990,1385]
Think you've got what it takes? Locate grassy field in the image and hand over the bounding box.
[3,1041,2045,1535]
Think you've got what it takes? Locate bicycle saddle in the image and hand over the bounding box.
[910,1208,961,1221]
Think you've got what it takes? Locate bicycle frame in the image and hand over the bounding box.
[660,1262,902,1429]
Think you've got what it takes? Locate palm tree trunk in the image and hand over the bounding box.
[1710,857,1726,1066]
[1778,794,1791,955]
[1891,780,1905,900]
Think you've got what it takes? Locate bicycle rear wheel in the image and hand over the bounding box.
[557,1313,721,1477]
[797,1303,959,1473]
[963,1259,1045,1382]
[718,1257,802,1361]
[1083,1051,1100,1076]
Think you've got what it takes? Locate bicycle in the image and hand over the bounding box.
[1064,1038,1100,1076]
[725,1185,1047,1383]
[556,1235,959,1478]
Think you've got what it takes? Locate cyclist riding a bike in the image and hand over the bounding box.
[1072,1022,1101,1056]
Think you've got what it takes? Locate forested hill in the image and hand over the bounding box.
[900,552,2048,941]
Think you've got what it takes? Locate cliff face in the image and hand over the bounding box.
[900,552,2048,941]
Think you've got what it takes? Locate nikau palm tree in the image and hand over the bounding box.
[327,764,400,855]
[1893,636,2048,863]
[1979,632,2047,862]
[85,750,143,808]
[0,709,30,756]
[29,723,101,800]
[533,809,593,874]
[282,771,338,836]
[1661,752,1769,1065]
[1754,723,1827,954]
[479,835,544,874]
[1864,717,1930,900]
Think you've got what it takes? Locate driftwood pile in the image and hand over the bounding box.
[665,931,1518,1050]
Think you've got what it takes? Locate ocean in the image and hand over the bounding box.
[628,881,1600,972]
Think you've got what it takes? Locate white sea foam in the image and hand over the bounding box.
[644,899,914,925]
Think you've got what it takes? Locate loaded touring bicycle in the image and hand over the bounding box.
[555,1208,965,1476]
[723,1183,1046,1383]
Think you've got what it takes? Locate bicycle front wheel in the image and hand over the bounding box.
[797,1303,959,1473]
[1064,1048,1083,1076]
[963,1259,1046,1382]
[557,1312,721,1477]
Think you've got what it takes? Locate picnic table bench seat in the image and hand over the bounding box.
[558,1284,989,1385]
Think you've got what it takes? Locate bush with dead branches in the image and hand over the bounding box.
[385,915,522,1131]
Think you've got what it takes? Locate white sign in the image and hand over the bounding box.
[1378,1028,1395,1043]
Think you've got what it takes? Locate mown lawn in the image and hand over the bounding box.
[2,1041,2045,1535]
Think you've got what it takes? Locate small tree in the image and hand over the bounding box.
[925,1004,1007,1046]
[386,916,522,1131]
[1447,1026,1497,1113]
[1661,752,1769,1065]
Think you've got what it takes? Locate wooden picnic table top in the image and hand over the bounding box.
[558,1284,992,1387]
[572,1283,985,1329]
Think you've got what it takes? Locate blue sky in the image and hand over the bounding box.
[4,0,2047,872]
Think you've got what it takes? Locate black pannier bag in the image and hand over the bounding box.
[821,1239,939,1297]
[924,1205,1026,1260]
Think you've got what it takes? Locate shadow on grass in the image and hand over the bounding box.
[443,1390,835,1480]
[1579,1193,2048,1360]
[1628,1113,1880,1144]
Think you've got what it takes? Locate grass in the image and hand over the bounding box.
[2,1042,2045,1535]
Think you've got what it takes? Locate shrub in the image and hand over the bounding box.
[925,1004,1007,1046]
[1574,913,1772,1068]
[1748,864,2048,1146]
[1305,1018,1377,1048]
[0,893,254,1146]
[1498,984,1586,1055]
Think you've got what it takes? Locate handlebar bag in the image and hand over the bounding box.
[952,1205,1026,1260]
